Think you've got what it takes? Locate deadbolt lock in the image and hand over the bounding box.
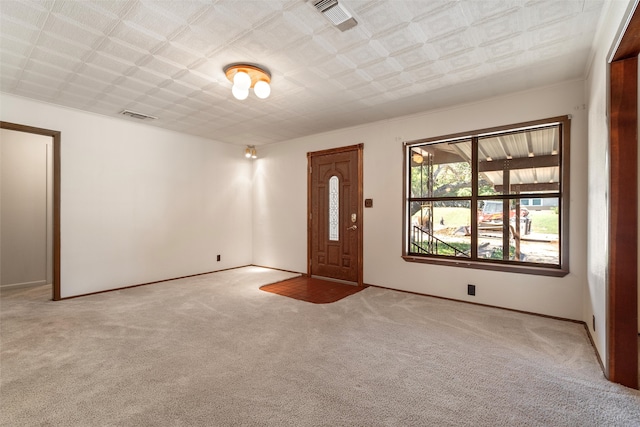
[351,213,357,223]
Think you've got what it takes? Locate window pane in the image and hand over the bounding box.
[522,198,560,265]
[409,151,430,198]
[410,140,472,198]
[403,117,568,274]
[409,201,471,257]
[477,199,508,260]
[477,198,559,265]
[478,126,560,195]
[409,201,431,232]
[328,176,339,241]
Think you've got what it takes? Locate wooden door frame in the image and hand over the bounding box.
[607,1,639,389]
[307,144,364,286]
[0,121,61,301]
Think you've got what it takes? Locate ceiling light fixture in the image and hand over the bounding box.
[224,64,271,100]
[245,145,257,159]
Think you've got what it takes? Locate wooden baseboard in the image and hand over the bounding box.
[583,323,606,375]
[250,264,306,276]
[57,265,252,300]
[367,283,583,324]
[1,280,48,290]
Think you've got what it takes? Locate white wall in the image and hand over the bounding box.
[1,94,252,298]
[0,129,53,288]
[585,0,636,369]
[253,79,588,321]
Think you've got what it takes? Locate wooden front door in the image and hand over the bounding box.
[308,144,363,285]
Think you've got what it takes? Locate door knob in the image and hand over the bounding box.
[347,225,357,230]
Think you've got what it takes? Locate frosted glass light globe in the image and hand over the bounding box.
[232,85,249,100]
[254,80,271,99]
[233,71,251,90]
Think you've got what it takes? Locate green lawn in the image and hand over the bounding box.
[429,206,559,235]
[528,210,559,234]
[432,207,471,227]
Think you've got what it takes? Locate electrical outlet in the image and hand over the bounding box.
[217,254,221,262]
[467,284,476,296]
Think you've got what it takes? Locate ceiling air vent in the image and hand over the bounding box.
[309,0,357,32]
[120,110,157,121]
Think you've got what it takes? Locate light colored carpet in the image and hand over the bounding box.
[1,266,639,426]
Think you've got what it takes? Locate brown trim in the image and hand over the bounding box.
[402,143,409,260]
[250,265,306,276]
[0,121,61,301]
[559,114,571,275]
[307,144,364,286]
[401,255,567,277]
[357,144,364,286]
[584,324,606,374]
[607,56,638,389]
[58,265,252,300]
[307,144,363,157]
[611,3,640,62]
[471,134,479,259]
[307,153,313,279]
[368,283,583,324]
[403,116,570,276]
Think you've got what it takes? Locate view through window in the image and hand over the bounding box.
[403,116,570,276]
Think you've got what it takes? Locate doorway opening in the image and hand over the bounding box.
[0,122,61,301]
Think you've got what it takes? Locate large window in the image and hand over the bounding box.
[403,116,570,276]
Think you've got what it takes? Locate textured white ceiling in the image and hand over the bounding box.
[0,0,604,145]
